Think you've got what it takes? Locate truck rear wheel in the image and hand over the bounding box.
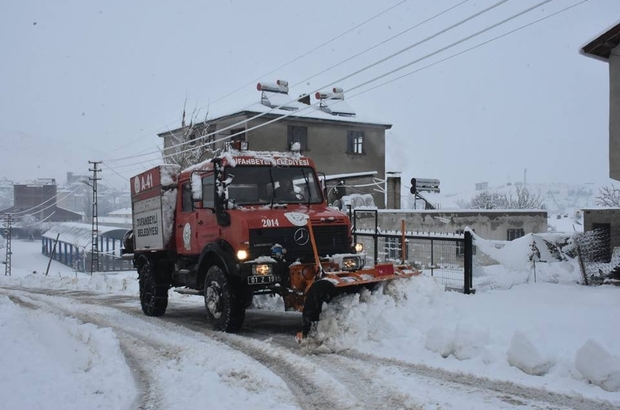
[204,266,245,333]
[138,258,168,316]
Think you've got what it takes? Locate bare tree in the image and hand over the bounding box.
[508,186,545,209]
[468,191,509,209]
[162,101,217,169]
[595,184,620,207]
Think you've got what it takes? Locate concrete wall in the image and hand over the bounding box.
[611,44,620,181]
[355,210,548,241]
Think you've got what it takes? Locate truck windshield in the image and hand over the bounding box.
[225,166,323,206]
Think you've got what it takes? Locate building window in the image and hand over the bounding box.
[347,131,364,154]
[507,228,525,241]
[230,127,246,142]
[288,125,308,151]
[182,183,193,212]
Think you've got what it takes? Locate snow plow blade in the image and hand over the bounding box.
[298,264,419,338]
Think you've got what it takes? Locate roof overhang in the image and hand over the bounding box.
[581,22,620,62]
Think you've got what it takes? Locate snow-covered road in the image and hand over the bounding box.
[1,284,616,410]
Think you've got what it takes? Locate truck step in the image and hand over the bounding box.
[173,288,202,296]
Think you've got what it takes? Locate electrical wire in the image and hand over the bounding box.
[158,0,551,164]
[290,0,470,89]
[103,0,511,167]
[348,0,589,99]
[344,0,555,95]
[208,0,411,108]
[7,185,84,217]
[99,1,410,160]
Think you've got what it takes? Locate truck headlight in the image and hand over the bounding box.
[354,243,363,253]
[340,256,362,271]
[237,250,248,260]
[252,264,273,275]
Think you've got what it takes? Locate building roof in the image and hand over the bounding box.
[42,222,129,249]
[581,22,620,61]
[159,95,392,138]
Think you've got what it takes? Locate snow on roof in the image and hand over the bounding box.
[260,91,305,111]
[324,171,378,181]
[42,222,129,249]
[160,88,391,137]
[107,207,132,216]
[318,99,356,117]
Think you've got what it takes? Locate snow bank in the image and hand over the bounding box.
[575,339,620,392]
[304,275,620,403]
[0,296,136,410]
[507,331,553,376]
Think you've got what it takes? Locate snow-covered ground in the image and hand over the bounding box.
[1,237,619,409]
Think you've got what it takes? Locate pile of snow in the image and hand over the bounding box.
[0,295,136,410]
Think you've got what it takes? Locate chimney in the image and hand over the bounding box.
[386,173,401,209]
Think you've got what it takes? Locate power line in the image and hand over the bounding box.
[100,1,410,160]
[207,0,411,108]
[290,0,470,89]
[103,0,512,168]
[8,185,84,217]
[161,0,554,163]
[344,0,556,95]
[348,0,587,99]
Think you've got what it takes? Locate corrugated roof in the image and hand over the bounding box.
[42,222,128,249]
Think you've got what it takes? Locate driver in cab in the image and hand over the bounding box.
[274,179,299,201]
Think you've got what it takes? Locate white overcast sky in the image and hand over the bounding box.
[1,0,619,193]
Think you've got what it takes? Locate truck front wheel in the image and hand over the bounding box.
[138,257,168,316]
[204,266,245,332]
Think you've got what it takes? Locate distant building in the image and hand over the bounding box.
[0,179,81,238]
[159,80,392,208]
[361,209,547,242]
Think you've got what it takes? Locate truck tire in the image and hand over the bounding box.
[302,280,334,337]
[138,258,168,316]
[204,266,245,332]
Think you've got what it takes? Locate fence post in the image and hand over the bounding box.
[464,231,473,294]
[373,210,379,264]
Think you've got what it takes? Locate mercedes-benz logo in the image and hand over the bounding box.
[293,228,310,246]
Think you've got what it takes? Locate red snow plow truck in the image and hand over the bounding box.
[123,146,417,336]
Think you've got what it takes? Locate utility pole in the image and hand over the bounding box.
[4,213,11,276]
[89,161,102,274]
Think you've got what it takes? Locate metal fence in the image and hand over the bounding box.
[351,209,474,294]
[574,228,620,285]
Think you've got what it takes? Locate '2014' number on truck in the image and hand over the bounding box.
[262,218,279,227]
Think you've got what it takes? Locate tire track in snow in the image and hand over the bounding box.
[1,288,361,410]
[338,350,619,410]
[2,291,164,410]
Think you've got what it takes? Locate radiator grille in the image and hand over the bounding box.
[249,225,349,263]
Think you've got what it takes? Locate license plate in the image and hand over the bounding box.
[247,275,277,285]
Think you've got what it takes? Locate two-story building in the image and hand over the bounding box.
[159,80,391,208]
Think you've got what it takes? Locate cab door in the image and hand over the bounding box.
[194,173,220,249]
[175,181,200,255]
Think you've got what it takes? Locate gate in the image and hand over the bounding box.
[351,209,474,294]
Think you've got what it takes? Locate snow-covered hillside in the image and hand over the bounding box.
[442,182,598,215]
